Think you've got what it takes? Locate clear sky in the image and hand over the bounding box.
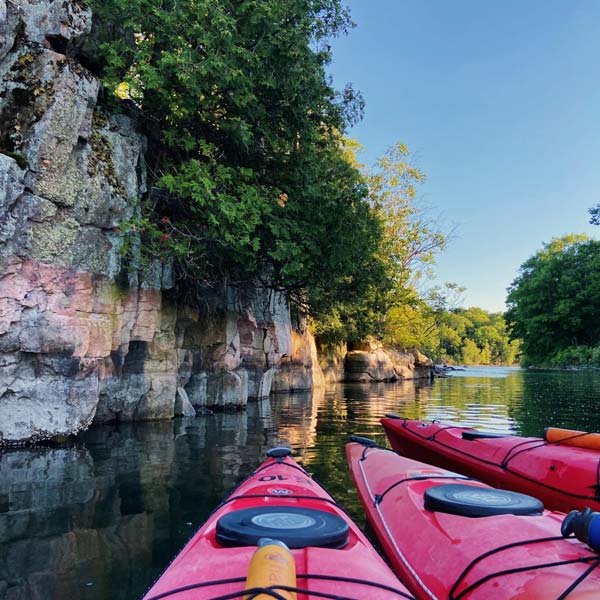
[328,0,600,312]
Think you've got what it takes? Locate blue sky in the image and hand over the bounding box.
[328,0,600,312]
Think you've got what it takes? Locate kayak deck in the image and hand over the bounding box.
[143,451,413,600]
[347,440,600,600]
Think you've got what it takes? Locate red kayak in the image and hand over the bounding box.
[347,437,600,600]
[381,415,600,514]
[143,447,413,600]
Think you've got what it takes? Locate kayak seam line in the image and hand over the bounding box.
[218,493,342,510]
[252,460,311,478]
[357,448,440,600]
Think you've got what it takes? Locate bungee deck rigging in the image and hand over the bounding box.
[145,573,416,600]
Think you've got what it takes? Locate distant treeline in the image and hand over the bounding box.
[384,292,520,366]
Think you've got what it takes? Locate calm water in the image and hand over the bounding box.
[2,367,600,599]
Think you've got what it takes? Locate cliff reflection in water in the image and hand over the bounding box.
[0,401,283,600]
[2,381,419,600]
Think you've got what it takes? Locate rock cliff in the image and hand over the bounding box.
[0,1,432,446]
[0,1,323,445]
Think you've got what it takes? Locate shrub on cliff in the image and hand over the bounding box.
[88,0,384,314]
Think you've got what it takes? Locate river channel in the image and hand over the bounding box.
[2,367,600,599]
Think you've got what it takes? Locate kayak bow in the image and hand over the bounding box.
[143,446,413,600]
[381,416,600,513]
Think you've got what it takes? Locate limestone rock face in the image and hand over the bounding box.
[0,350,99,444]
[0,0,151,443]
[343,340,433,383]
[0,1,323,445]
[174,387,196,417]
[180,287,322,410]
[409,349,435,379]
[272,327,324,393]
[6,0,92,47]
[1,0,92,64]
[344,348,395,382]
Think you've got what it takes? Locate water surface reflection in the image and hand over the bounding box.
[2,367,600,599]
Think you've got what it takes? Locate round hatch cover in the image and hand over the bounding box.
[216,506,349,548]
[424,483,544,517]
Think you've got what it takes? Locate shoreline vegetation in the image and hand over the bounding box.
[527,365,600,372]
[394,304,521,367]
[506,235,600,370]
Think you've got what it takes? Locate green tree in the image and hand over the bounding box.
[369,143,447,295]
[412,296,519,365]
[314,142,447,343]
[385,300,439,353]
[505,235,600,365]
[438,322,464,361]
[462,307,491,329]
[461,339,482,364]
[384,283,463,357]
[89,0,383,316]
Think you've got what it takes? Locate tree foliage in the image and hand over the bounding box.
[385,300,439,352]
[439,308,520,365]
[370,143,446,293]
[383,282,519,365]
[505,235,600,366]
[89,0,383,313]
[313,141,447,342]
